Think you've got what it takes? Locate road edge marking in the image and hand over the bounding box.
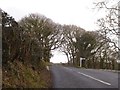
[78,72,111,86]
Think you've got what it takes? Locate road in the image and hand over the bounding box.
[50,65,118,88]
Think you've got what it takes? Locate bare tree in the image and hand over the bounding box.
[19,13,62,62]
[94,0,120,51]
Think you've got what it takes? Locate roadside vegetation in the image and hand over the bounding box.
[59,0,119,69]
[2,10,54,88]
[3,60,52,88]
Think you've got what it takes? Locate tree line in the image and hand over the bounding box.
[2,9,62,69]
[60,25,118,69]
[1,0,119,70]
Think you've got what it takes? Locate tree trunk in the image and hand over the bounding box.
[76,51,80,67]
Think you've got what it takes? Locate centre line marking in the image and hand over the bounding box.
[78,72,111,86]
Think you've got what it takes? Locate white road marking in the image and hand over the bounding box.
[78,72,111,86]
[63,67,111,86]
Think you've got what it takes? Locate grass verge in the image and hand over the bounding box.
[2,60,52,88]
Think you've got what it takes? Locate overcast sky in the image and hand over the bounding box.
[0,0,114,63]
[0,0,100,30]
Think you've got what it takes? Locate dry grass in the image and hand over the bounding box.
[2,61,52,88]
